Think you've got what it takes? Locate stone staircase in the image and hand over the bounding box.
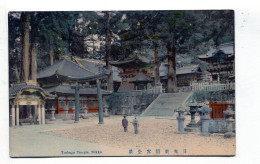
[140,92,192,118]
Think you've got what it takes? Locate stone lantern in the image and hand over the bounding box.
[223,105,235,138]
[49,106,56,121]
[63,104,70,121]
[185,100,199,132]
[121,105,130,115]
[199,106,212,136]
[82,105,89,119]
[103,104,109,117]
[175,107,186,134]
[196,102,204,127]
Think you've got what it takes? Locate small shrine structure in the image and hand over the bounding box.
[9,81,54,126]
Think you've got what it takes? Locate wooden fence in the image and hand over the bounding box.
[209,101,235,119]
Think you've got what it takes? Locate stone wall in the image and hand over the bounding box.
[202,119,235,134]
[106,86,162,115]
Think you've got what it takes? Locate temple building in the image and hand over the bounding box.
[37,56,113,116]
[198,42,235,83]
[159,63,203,87]
[129,71,153,90]
[109,53,153,91]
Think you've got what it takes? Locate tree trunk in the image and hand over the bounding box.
[20,13,30,82]
[30,44,37,81]
[13,65,20,82]
[50,51,54,66]
[167,45,178,93]
[154,44,160,84]
[105,12,113,92]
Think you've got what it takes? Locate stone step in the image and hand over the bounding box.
[141,92,192,117]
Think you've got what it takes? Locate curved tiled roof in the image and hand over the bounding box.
[109,53,150,67]
[37,59,95,79]
[198,42,234,59]
[159,64,202,78]
[130,72,153,82]
[75,58,122,82]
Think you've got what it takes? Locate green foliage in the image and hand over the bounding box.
[8,10,234,83]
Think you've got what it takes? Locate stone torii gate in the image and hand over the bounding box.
[67,70,110,124]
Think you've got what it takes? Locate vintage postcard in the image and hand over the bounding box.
[8,10,235,157]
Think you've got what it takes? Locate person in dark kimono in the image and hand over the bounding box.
[132,116,139,134]
[122,116,128,132]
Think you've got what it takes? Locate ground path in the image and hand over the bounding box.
[10,115,235,157]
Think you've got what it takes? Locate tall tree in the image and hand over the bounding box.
[20,12,31,82]
[8,12,22,83]
[159,11,197,92]
[105,11,113,91]
[138,11,163,84]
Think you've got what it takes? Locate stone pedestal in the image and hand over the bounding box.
[224,105,235,138]
[199,106,212,136]
[175,107,186,134]
[185,100,199,132]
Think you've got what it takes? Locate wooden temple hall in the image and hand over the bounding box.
[198,42,235,83]
[9,55,116,126]
[109,53,154,91]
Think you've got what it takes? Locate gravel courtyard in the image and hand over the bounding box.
[44,115,236,156]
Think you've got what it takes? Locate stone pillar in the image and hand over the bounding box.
[15,104,19,126]
[34,105,38,124]
[97,80,104,124]
[11,104,15,126]
[74,84,80,123]
[175,107,186,134]
[38,104,41,124]
[41,104,45,124]
[199,106,212,136]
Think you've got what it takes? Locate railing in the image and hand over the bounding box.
[191,82,235,92]
[132,85,162,95]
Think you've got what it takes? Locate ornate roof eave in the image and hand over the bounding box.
[109,57,137,66]
[9,84,55,100]
[46,84,112,95]
[109,53,150,68]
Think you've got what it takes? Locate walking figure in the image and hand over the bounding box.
[122,116,128,132]
[132,116,139,134]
